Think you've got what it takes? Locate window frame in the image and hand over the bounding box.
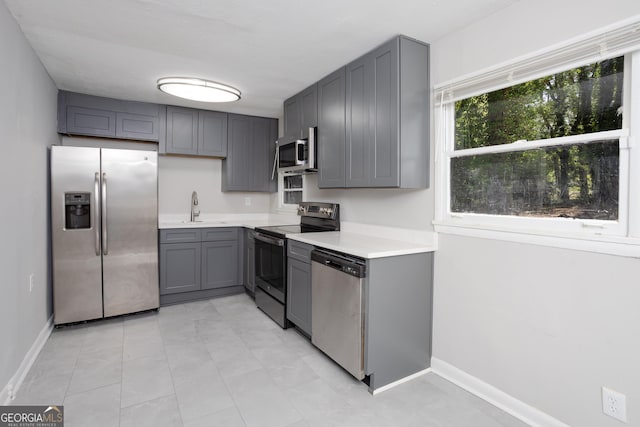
[433,49,640,257]
[277,172,304,212]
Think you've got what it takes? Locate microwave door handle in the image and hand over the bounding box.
[271,140,279,180]
[295,140,306,165]
[308,127,315,169]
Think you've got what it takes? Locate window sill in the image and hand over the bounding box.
[433,220,640,258]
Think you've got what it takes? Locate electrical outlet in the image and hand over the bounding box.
[29,273,35,293]
[602,386,627,422]
[244,197,252,206]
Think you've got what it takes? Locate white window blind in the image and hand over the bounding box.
[434,16,640,106]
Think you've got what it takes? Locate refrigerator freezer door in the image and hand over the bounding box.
[101,148,159,317]
[51,146,104,324]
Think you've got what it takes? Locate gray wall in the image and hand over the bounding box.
[430,1,640,426]
[0,1,59,392]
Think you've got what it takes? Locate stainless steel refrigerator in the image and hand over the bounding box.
[51,145,159,325]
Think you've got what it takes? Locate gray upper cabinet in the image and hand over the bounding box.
[317,67,347,188]
[283,95,301,141]
[199,111,228,157]
[312,35,429,189]
[165,107,227,157]
[283,83,318,141]
[166,106,198,155]
[58,91,162,142]
[222,114,277,192]
[345,36,429,188]
[300,84,318,139]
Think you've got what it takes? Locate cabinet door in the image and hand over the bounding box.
[283,95,301,140]
[245,231,255,293]
[250,117,278,192]
[317,67,346,188]
[346,56,372,187]
[201,240,239,290]
[116,112,159,141]
[66,106,116,137]
[160,243,201,295]
[223,114,251,191]
[166,106,198,155]
[198,111,228,157]
[300,83,318,139]
[287,258,311,335]
[369,40,399,187]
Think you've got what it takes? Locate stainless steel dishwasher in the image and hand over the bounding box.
[311,249,367,380]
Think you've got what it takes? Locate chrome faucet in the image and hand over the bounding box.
[190,191,200,222]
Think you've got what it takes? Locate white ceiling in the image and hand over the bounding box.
[5,0,519,118]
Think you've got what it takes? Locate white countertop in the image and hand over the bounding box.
[286,231,435,259]
[158,213,299,230]
[159,214,437,258]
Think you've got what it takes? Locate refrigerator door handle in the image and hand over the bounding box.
[94,172,101,256]
[101,172,108,255]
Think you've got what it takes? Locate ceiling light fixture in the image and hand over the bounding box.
[157,77,241,102]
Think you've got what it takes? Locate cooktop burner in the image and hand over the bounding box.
[254,202,340,238]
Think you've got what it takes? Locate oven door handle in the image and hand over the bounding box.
[255,233,285,247]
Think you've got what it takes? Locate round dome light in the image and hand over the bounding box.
[157,77,241,102]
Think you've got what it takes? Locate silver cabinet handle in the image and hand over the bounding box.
[101,172,108,255]
[94,172,100,256]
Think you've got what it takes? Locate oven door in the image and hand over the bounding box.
[254,232,286,303]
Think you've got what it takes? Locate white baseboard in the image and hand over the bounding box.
[371,368,432,395]
[1,315,53,405]
[431,358,570,427]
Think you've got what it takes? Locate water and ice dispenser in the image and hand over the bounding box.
[64,192,91,230]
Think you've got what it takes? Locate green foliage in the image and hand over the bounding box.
[452,57,623,219]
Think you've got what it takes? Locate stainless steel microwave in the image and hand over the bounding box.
[277,127,317,173]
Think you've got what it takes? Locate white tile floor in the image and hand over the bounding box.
[13,293,529,427]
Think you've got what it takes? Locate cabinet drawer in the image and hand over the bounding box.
[201,227,238,242]
[160,229,202,243]
[287,240,314,263]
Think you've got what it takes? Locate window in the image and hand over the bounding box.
[434,21,640,255]
[278,173,303,209]
[452,57,623,221]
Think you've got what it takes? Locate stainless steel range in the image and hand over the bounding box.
[254,202,339,328]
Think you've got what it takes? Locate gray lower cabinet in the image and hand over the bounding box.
[222,114,278,192]
[317,67,347,188]
[201,240,239,289]
[364,252,433,392]
[159,228,242,304]
[286,240,314,335]
[58,91,163,142]
[159,242,201,295]
[244,230,256,294]
[165,106,228,157]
